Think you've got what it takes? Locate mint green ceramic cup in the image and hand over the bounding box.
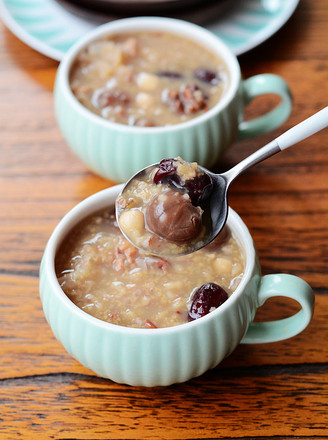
[54,17,292,183]
[39,185,314,386]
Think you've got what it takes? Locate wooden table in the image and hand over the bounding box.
[1,1,327,438]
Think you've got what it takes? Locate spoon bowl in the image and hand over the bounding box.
[198,168,229,249]
[116,106,328,256]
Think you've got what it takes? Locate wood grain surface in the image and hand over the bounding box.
[0,0,327,438]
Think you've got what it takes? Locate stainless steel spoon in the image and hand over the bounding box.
[117,106,328,255]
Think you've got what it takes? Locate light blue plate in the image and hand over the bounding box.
[0,0,299,61]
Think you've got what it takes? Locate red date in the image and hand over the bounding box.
[188,282,228,321]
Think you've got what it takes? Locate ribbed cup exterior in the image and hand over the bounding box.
[54,78,240,183]
[40,256,259,386]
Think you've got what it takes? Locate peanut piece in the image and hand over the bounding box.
[136,92,154,109]
[137,72,160,91]
[119,209,145,236]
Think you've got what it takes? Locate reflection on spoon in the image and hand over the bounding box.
[116,106,328,256]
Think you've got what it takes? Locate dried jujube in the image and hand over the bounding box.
[153,158,180,186]
[156,71,184,79]
[184,173,213,205]
[188,282,228,321]
[153,158,212,205]
[194,68,220,85]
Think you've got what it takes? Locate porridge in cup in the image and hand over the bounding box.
[56,208,244,329]
[70,31,229,127]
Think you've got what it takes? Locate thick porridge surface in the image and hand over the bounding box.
[70,31,229,126]
[56,209,245,329]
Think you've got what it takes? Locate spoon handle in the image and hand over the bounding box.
[224,106,328,183]
[276,106,328,150]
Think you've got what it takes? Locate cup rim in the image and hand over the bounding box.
[56,16,241,134]
[42,184,257,335]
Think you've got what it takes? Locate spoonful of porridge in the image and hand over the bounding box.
[116,106,328,256]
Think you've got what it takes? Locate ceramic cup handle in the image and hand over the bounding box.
[237,74,293,141]
[241,274,314,344]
